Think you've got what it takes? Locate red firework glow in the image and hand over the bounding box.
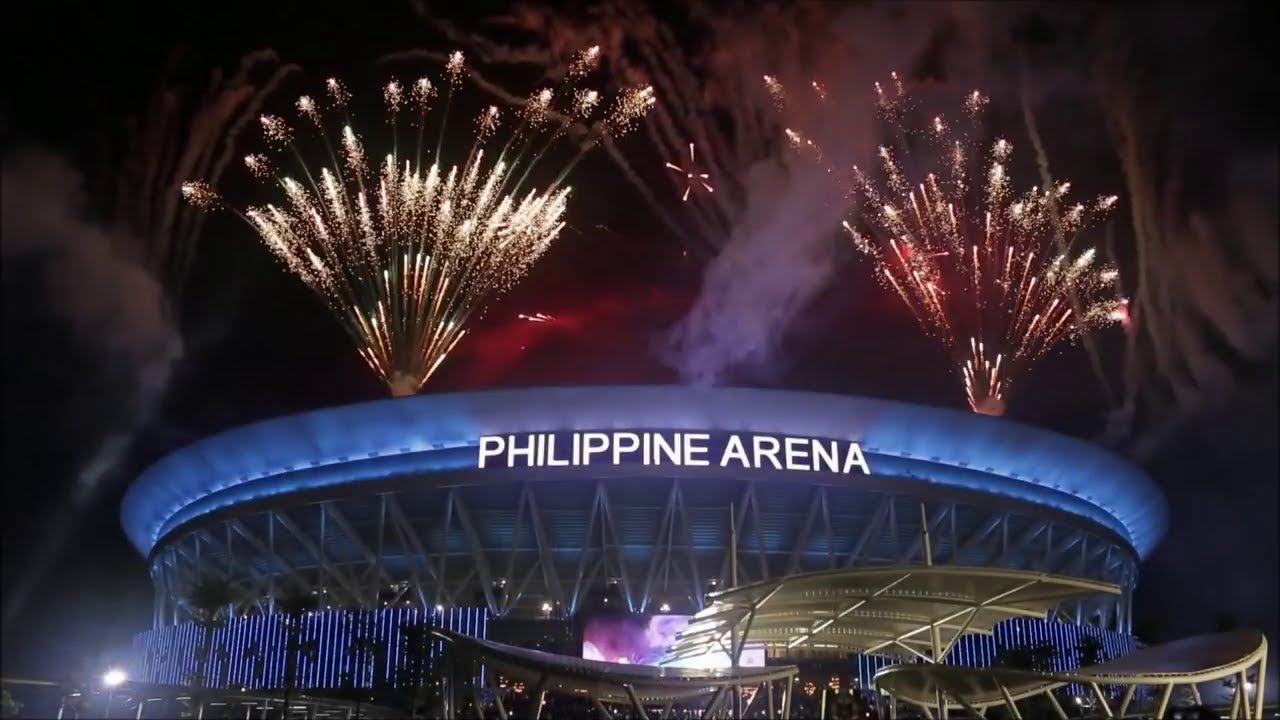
[772,74,1127,415]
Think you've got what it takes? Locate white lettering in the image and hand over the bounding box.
[720,435,750,468]
[753,435,782,470]
[478,436,505,469]
[684,433,710,466]
[508,434,536,466]
[812,440,839,474]
[654,434,681,465]
[547,434,569,466]
[475,431,872,475]
[582,432,609,464]
[613,432,640,464]
[843,443,870,475]
[784,437,809,471]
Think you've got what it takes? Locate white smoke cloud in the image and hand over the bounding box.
[2,148,183,396]
[2,148,183,626]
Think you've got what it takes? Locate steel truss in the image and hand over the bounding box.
[876,629,1269,720]
[149,479,1139,633]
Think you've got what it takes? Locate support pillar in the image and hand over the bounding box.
[623,684,649,720]
[782,675,794,720]
[1255,654,1268,720]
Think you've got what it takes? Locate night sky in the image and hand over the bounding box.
[3,1,1276,680]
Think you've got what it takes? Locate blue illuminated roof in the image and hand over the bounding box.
[120,386,1167,559]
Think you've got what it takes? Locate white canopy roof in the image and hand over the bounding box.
[875,629,1269,719]
[665,565,1119,664]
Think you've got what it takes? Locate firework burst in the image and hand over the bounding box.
[665,143,714,202]
[184,51,651,396]
[776,76,1125,414]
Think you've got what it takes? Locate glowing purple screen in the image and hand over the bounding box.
[581,614,763,669]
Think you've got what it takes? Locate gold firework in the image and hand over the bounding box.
[777,75,1125,414]
[184,51,652,396]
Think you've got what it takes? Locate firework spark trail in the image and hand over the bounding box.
[185,52,649,396]
[665,142,715,202]
[777,76,1125,414]
[114,50,301,299]
[406,2,746,255]
[409,2,1017,387]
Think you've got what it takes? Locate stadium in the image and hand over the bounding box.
[121,385,1167,695]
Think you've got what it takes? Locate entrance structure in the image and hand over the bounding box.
[432,629,800,720]
[874,628,1269,719]
[664,565,1121,666]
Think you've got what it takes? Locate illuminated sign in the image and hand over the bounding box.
[477,431,870,475]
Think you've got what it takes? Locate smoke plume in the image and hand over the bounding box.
[1,149,182,623]
[2,149,183,397]
[655,3,1009,383]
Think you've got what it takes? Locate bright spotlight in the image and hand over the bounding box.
[659,603,671,613]
[102,668,128,688]
[540,602,553,613]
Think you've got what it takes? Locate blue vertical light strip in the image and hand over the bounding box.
[224,619,236,686]
[241,616,252,688]
[319,610,330,689]
[325,610,336,689]
[304,613,317,689]
[335,611,346,689]
[232,617,244,686]
[215,623,227,686]
[315,611,323,689]
[258,615,270,689]
[130,606,495,689]
[392,607,403,688]
[382,607,393,686]
[267,615,277,689]
[166,626,177,685]
[332,610,342,689]
[178,623,192,685]
[228,618,240,687]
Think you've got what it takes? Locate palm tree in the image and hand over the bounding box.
[1,688,23,719]
[341,610,384,720]
[396,620,435,719]
[274,589,314,716]
[184,575,238,719]
[1076,635,1106,667]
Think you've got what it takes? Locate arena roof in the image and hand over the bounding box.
[121,386,1167,558]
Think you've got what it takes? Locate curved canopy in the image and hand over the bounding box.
[431,629,798,703]
[875,629,1269,718]
[121,386,1165,557]
[664,565,1119,664]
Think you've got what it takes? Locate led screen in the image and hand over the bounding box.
[581,614,764,669]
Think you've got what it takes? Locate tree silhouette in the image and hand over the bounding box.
[272,589,314,713]
[184,574,238,715]
[1077,635,1106,667]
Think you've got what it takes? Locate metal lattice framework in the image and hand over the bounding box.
[875,629,1270,720]
[148,483,1139,632]
[664,565,1121,665]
